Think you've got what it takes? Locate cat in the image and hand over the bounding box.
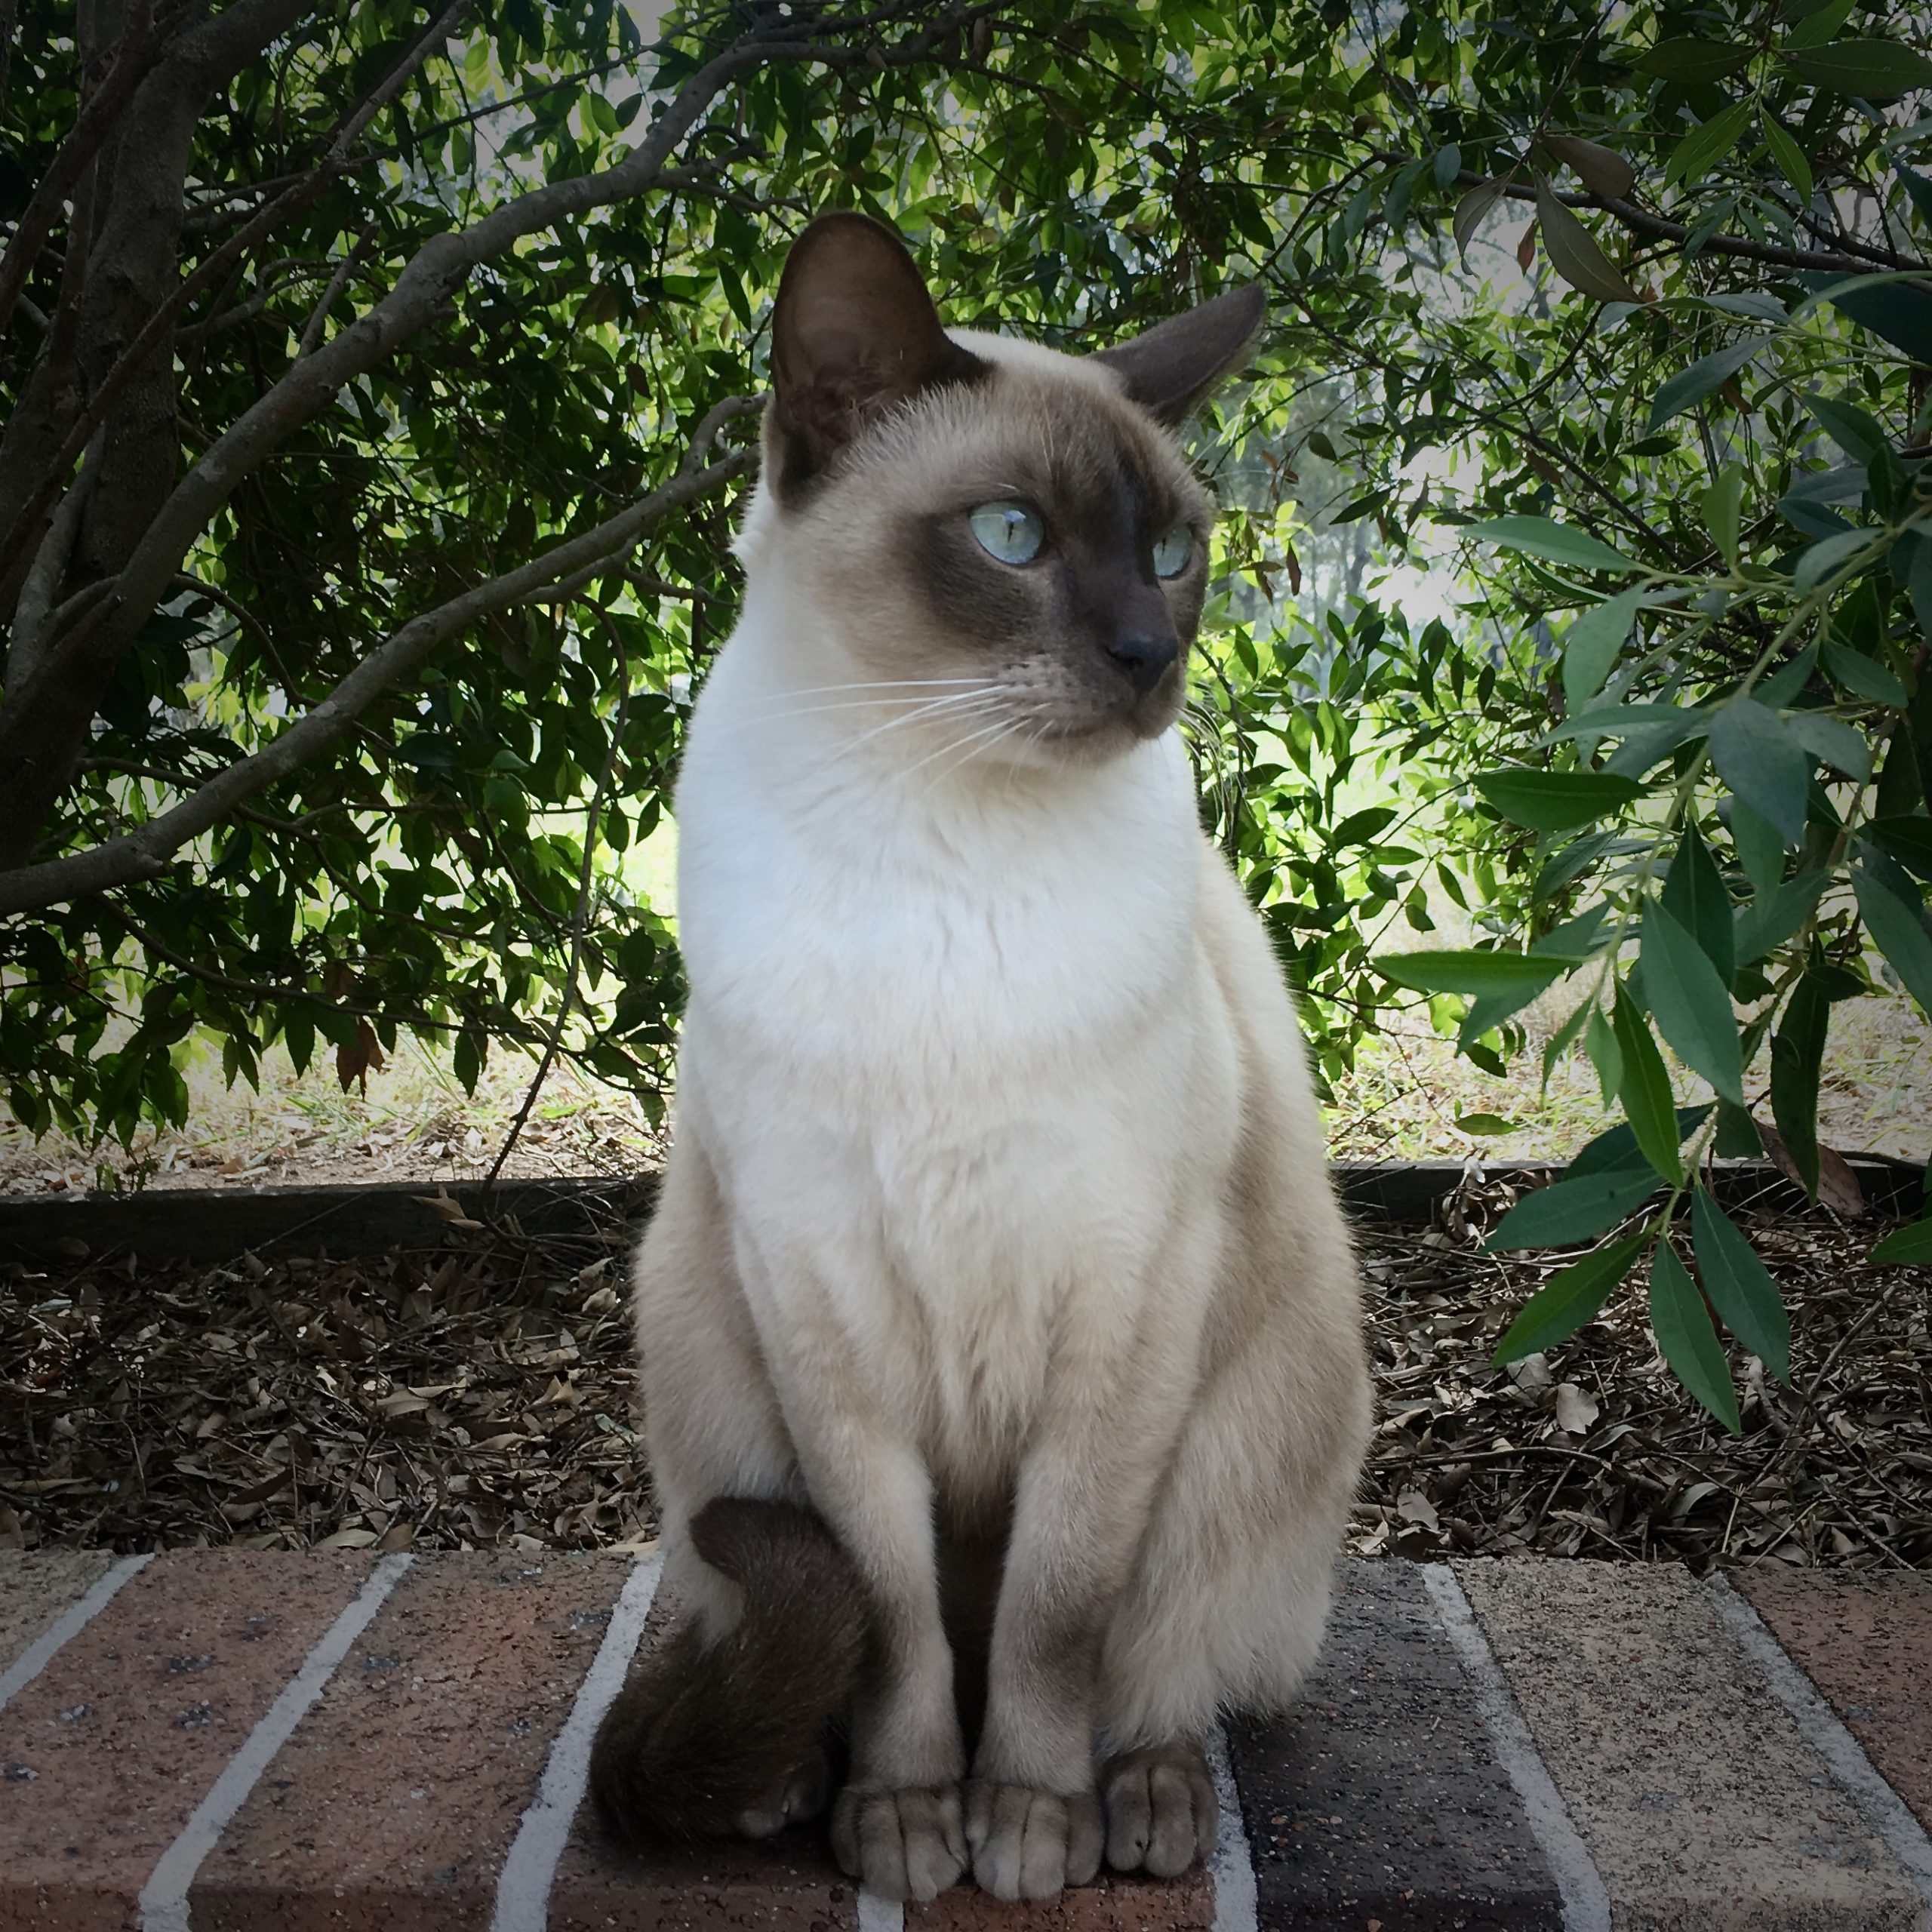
[588,211,1371,1904]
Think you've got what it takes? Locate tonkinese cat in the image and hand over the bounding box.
[589,212,1371,1903]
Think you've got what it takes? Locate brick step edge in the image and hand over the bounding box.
[4,1155,1923,1266]
[3,1552,1930,1931]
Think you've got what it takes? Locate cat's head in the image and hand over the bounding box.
[738,211,1260,765]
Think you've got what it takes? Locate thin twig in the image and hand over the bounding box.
[483,611,632,1195]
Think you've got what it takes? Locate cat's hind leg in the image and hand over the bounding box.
[592,1142,863,1843]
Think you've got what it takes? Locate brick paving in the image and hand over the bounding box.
[3,1551,1930,1931]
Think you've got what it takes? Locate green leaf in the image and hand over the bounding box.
[1691,1188,1792,1382]
[1470,515,1644,574]
[1374,949,1570,998]
[1633,37,1753,82]
[1614,980,1683,1183]
[1786,710,1871,781]
[1703,460,1747,566]
[1542,133,1638,198]
[1546,702,1705,743]
[1802,391,1890,464]
[1714,1097,1764,1157]
[1492,1233,1650,1363]
[1455,1111,1518,1136]
[1453,179,1508,263]
[1331,805,1399,845]
[1708,699,1811,844]
[1662,822,1735,985]
[1649,1241,1743,1433]
[1474,767,1647,831]
[1792,526,1881,593]
[1870,1220,1932,1264]
[1647,337,1771,431]
[1663,100,1755,189]
[1821,638,1909,707]
[1565,1103,1714,1178]
[1780,39,1932,98]
[1561,588,1643,710]
[1583,1003,1623,1106]
[1533,173,1643,303]
[1728,795,1789,893]
[1761,110,1813,205]
[1854,863,1932,1015]
[1866,815,1932,877]
[1733,870,1829,964]
[1532,901,1614,961]
[1486,1167,1666,1248]
[1641,897,1746,1104]
[1770,968,1830,1200]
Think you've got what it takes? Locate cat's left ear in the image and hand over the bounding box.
[1091,284,1265,429]
[768,211,985,500]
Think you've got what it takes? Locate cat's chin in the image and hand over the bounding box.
[983,706,1178,776]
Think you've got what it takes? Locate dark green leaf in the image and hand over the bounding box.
[1733,869,1828,964]
[1470,516,1644,574]
[1475,767,1647,831]
[1691,1187,1792,1380]
[1641,897,1746,1103]
[1870,1220,1932,1263]
[1780,39,1932,97]
[1866,816,1932,878]
[1801,392,1890,464]
[1646,337,1771,431]
[1770,969,1831,1200]
[1614,980,1683,1183]
[1560,588,1643,710]
[1374,949,1571,998]
[1492,1233,1650,1362]
[1533,173,1643,303]
[1633,38,1753,82]
[1854,863,1932,1015]
[1663,100,1755,189]
[1648,1241,1743,1432]
[1565,1103,1714,1178]
[1486,1167,1666,1248]
[1821,638,1909,707]
[1662,822,1735,984]
[1708,699,1811,844]
[1543,133,1638,197]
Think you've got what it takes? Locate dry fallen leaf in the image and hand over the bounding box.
[1554,1383,1600,1435]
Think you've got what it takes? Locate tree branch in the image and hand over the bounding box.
[1443,165,1928,278]
[0,0,155,344]
[0,399,758,915]
[5,427,103,697]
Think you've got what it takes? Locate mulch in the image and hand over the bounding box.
[4,1189,1927,1572]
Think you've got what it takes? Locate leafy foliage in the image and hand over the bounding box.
[2,0,1930,1416]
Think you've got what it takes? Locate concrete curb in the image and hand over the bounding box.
[2,1552,1929,1930]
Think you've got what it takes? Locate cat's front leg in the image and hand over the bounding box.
[965,1372,1186,1900]
[788,1418,970,1901]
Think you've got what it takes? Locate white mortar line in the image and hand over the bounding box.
[0,1552,152,1711]
[1203,1721,1258,1932]
[856,1887,906,1932]
[491,1552,663,1932]
[1419,1563,1612,1932]
[137,1550,412,1932]
[1709,1574,1932,1905]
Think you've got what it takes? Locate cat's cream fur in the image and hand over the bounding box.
[594,214,1370,1903]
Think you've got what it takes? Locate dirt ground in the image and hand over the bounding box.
[5,1186,1927,1573]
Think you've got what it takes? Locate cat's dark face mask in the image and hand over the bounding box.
[758,212,1261,761]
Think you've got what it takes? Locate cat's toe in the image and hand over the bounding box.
[963,1781,1103,1899]
[830,1785,968,1900]
[1101,1743,1217,1877]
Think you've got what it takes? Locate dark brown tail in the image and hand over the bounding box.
[589,1496,868,1842]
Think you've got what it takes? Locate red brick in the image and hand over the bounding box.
[909,1871,1211,1932]
[0,1552,115,1680]
[548,1829,860,1932]
[0,1547,372,1932]
[1738,1571,1932,1835]
[187,1550,631,1932]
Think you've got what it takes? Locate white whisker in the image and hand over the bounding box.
[900,713,1021,788]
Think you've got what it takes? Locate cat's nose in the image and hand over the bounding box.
[1105,632,1178,697]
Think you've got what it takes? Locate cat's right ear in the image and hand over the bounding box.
[768,212,985,501]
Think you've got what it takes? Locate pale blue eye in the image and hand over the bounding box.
[1152,526,1194,578]
[969,500,1043,565]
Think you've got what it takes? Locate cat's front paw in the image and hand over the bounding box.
[1100,1742,1217,1877]
[962,1780,1103,1900]
[829,1784,968,1900]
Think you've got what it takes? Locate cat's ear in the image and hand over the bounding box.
[768,211,985,499]
[1091,284,1265,428]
